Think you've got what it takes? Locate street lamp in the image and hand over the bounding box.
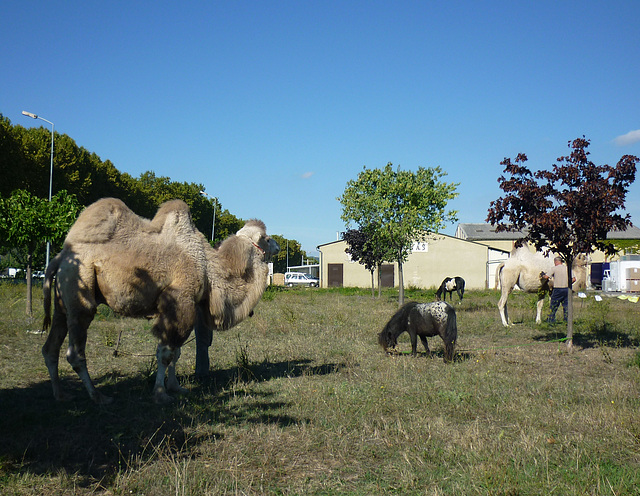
[199,190,216,242]
[22,110,54,269]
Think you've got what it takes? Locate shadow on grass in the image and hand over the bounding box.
[532,325,639,349]
[0,359,342,486]
[383,349,473,363]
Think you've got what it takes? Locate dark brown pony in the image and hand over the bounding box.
[378,301,457,362]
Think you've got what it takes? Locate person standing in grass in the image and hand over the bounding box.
[542,257,576,323]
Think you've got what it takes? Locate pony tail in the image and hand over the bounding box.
[443,305,458,363]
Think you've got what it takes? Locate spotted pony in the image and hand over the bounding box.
[378,301,457,362]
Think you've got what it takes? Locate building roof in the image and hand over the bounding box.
[456,223,528,240]
[318,230,511,253]
[456,223,640,241]
[607,225,640,239]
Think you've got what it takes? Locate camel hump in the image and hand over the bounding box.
[151,200,192,230]
[65,198,135,245]
[64,198,197,247]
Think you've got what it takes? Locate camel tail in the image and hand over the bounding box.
[494,263,505,290]
[42,252,62,332]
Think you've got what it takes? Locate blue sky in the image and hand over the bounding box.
[4,1,639,255]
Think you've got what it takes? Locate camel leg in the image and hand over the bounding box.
[535,297,545,324]
[165,347,188,395]
[498,290,510,327]
[194,309,212,377]
[154,344,179,404]
[66,313,112,405]
[152,289,196,402]
[42,306,71,401]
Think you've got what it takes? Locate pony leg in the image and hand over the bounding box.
[409,331,419,356]
[419,335,431,357]
[165,347,188,395]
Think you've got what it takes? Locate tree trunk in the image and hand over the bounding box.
[370,270,375,298]
[377,265,382,298]
[566,261,574,351]
[25,252,33,316]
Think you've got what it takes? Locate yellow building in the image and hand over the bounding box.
[318,223,640,290]
[317,233,509,290]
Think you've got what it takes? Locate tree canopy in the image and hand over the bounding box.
[1,113,311,276]
[0,189,82,314]
[339,162,458,304]
[487,137,639,348]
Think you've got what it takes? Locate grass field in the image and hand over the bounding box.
[0,282,639,495]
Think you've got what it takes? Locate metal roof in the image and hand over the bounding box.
[457,223,640,241]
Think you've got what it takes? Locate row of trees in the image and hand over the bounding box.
[0,113,310,313]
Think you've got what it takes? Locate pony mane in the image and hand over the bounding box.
[378,301,419,349]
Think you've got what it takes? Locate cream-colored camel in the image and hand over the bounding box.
[495,247,587,327]
[42,198,279,404]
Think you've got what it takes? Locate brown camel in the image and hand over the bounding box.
[42,198,279,404]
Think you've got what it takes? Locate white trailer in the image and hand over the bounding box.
[602,255,640,293]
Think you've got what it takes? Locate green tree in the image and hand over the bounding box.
[214,209,244,244]
[0,115,29,197]
[339,163,458,305]
[270,235,309,274]
[487,137,638,349]
[0,189,81,315]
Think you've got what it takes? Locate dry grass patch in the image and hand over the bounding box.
[0,283,639,495]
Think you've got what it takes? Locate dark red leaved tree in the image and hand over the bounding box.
[487,137,638,349]
[342,223,388,297]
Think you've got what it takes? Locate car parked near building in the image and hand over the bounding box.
[284,272,319,287]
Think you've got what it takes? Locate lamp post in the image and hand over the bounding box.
[22,110,54,269]
[199,190,216,242]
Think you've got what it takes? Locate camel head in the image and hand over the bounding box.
[236,219,280,261]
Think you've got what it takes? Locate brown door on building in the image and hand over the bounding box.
[380,264,394,288]
[327,263,344,287]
